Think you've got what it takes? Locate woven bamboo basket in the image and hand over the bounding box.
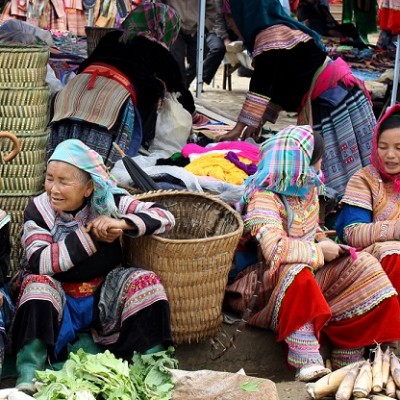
[7,212,24,236]
[9,234,24,274]
[85,27,120,56]
[0,45,49,69]
[1,176,44,195]
[0,132,49,152]
[0,104,48,118]
[0,195,32,211]
[0,163,45,177]
[0,195,36,273]
[0,115,48,131]
[1,149,46,165]
[0,86,50,106]
[0,67,47,87]
[123,190,243,344]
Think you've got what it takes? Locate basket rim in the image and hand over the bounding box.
[129,189,244,243]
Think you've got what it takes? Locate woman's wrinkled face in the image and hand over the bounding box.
[378,127,400,175]
[45,161,94,212]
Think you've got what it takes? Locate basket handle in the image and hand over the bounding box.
[0,131,20,163]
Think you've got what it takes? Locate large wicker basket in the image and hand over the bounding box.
[122,190,243,344]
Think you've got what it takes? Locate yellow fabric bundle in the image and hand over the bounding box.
[184,153,249,185]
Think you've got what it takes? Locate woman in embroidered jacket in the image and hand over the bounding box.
[48,2,196,167]
[225,125,400,382]
[12,139,175,394]
[337,104,400,298]
[219,0,375,200]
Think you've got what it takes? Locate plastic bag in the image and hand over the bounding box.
[148,92,192,158]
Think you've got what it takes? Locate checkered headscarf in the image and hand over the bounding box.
[120,2,180,48]
[239,125,324,211]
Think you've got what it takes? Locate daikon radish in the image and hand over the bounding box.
[353,361,372,398]
[306,362,363,400]
[372,344,383,393]
[336,364,360,400]
[390,353,400,387]
[370,395,399,400]
[385,375,396,398]
[382,347,391,388]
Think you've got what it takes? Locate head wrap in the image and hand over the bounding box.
[239,125,324,211]
[371,103,400,192]
[228,0,324,52]
[120,2,180,48]
[48,139,127,216]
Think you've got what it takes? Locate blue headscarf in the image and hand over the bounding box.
[48,139,127,217]
[229,0,325,52]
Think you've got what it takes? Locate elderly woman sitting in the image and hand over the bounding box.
[12,139,175,394]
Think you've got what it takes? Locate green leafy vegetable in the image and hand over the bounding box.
[34,347,178,400]
[240,380,261,392]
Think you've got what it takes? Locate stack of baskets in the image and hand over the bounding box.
[0,45,51,274]
[123,190,244,344]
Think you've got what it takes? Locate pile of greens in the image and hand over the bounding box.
[34,347,178,400]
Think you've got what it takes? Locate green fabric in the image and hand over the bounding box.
[342,0,377,36]
[16,339,47,395]
[68,332,104,355]
[143,344,164,355]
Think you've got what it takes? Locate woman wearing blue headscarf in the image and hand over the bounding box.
[12,139,175,394]
[219,0,376,201]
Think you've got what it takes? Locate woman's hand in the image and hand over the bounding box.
[217,122,261,142]
[85,215,131,243]
[317,240,346,262]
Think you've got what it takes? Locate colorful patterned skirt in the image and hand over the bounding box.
[11,267,172,360]
[225,250,400,349]
[311,84,376,200]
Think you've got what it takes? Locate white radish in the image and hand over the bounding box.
[372,344,383,393]
[306,361,363,400]
[385,374,396,398]
[382,347,391,388]
[390,353,400,388]
[336,364,360,400]
[353,361,372,398]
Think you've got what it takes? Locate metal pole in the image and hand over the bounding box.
[390,34,400,107]
[196,0,206,98]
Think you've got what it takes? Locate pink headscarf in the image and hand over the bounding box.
[371,104,400,192]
